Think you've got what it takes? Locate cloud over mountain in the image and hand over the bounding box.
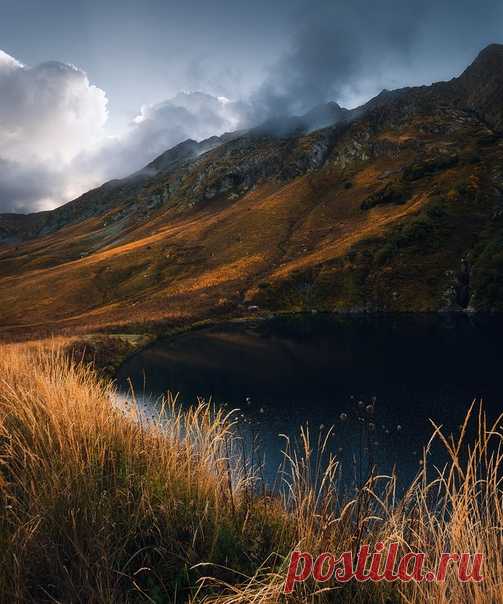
[0,50,250,213]
[251,0,503,117]
[75,92,251,186]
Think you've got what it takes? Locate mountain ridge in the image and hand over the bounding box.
[1,44,503,336]
[2,43,502,238]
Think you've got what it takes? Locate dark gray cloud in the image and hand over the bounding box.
[251,0,503,118]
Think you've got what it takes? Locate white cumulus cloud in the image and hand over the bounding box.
[0,50,110,212]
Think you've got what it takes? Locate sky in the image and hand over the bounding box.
[0,0,502,213]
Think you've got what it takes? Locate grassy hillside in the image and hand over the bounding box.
[1,123,502,338]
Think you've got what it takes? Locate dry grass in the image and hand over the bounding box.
[0,342,502,603]
[0,342,281,602]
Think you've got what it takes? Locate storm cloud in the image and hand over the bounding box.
[251,0,503,118]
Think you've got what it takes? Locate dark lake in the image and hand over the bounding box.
[118,313,503,487]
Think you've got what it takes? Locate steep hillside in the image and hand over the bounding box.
[1,45,503,337]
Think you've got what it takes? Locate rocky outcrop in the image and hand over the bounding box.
[360,182,408,210]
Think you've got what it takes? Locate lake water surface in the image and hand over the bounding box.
[118,314,503,486]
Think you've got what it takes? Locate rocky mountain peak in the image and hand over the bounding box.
[461,43,503,80]
[301,101,349,131]
[136,133,241,179]
[457,43,503,130]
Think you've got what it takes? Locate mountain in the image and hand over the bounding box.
[1,44,503,337]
